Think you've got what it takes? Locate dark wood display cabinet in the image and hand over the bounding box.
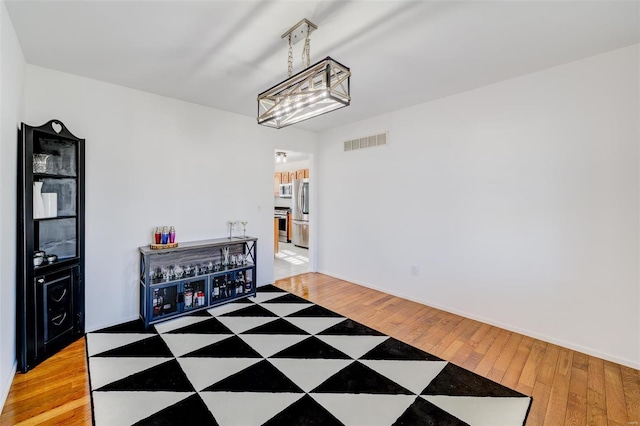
[139,237,257,328]
[17,119,85,373]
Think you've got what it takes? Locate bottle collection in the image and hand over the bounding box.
[153,226,176,244]
[183,283,206,309]
[211,271,252,302]
[151,272,253,317]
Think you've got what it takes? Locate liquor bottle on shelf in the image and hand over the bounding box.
[221,277,228,298]
[212,277,220,300]
[153,290,161,316]
[157,290,164,315]
[162,288,171,311]
[184,289,193,308]
[236,272,244,295]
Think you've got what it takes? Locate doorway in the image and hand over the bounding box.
[273,149,311,280]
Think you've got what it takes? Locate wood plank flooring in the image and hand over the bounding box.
[0,337,91,426]
[1,272,638,425]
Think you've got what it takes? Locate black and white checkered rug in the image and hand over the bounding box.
[86,285,531,425]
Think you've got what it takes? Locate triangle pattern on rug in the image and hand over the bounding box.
[261,394,343,426]
[177,357,261,392]
[362,337,444,361]
[261,293,310,304]
[154,316,214,334]
[165,317,234,335]
[359,359,448,395]
[271,336,351,359]
[88,286,531,426]
[207,301,257,317]
[200,392,303,426]
[316,335,389,359]
[392,396,470,426]
[220,303,278,317]
[86,333,154,357]
[161,334,232,358]
[96,358,194,392]
[423,395,532,426]
[256,284,287,293]
[238,334,308,358]
[133,393,218,426]
[92,391,193,426]
[259,303,313,317]
[216,316,278,334]
[181,335,261,358]
[269,358,353,393]
[286,304,345,318]
[311,393,416,426]
[318,318,386,336]
[92,334,173,358]
[88,357,169,390]
[311,361,412,395]
[283,317,347,335]
[202,359,304,393]
[241,318,310,335]
[422,363,525,397]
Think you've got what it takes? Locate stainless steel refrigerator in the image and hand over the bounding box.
[292,178,309,248]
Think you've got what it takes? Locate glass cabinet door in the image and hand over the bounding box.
[181,278,207,311]
[151,284,179,320]
[32,132,79,262]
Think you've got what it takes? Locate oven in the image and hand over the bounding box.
[274,209,290,243]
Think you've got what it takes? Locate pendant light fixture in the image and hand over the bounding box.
[275,151,287,163]
[258,19,351,129]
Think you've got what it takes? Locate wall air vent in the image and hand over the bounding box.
[344,132,388,152]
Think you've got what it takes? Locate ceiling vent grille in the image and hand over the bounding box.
[344,132,388,152]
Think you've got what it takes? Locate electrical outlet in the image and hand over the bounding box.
[410,265,419,276]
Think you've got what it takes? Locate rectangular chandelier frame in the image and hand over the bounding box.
[257,56,351,129]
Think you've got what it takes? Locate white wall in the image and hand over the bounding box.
[24,65,317,332]
[0,0,25,410]
[317,45,640,368]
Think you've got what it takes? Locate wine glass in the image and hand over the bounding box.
[241,220,248,238]
[227,220,235,239]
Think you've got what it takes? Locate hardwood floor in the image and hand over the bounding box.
[1,272,638,425]
[0,338,91,426]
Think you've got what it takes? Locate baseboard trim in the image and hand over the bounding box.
[317,270,640,370]
[0,360,17,414]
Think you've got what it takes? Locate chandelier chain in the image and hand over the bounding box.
[302,23,311,68]
[288,35,293,77]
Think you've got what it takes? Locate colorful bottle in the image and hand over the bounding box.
[154,227,161,244]
[169,226,176,243]
[161,226,169,244]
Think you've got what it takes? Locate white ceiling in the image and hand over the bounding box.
[6,1,639,133]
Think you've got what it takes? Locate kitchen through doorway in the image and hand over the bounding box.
[273,149,311,280]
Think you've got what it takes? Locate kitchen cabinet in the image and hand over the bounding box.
[303,168,309,178]
[296,169,305,179]
[274,173,282,195]
[281,172,290,184]
[289,171,297,182]
[287,212,292,242]
[17,119,85,372]
[139,237,257,328]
